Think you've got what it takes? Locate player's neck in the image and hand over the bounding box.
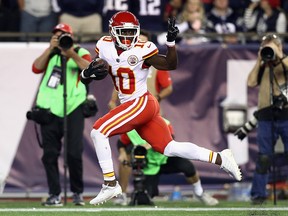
[116,47,125,56]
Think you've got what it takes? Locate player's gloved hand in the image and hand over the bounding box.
[81,58,108,80]
[166,17,179,43]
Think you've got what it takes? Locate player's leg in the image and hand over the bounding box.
[89,94,151,205]
[137,115,242,181]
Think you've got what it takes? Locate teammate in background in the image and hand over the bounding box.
[80,11,242,205]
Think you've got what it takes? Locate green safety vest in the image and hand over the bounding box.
[126,118,170,175]
[36,46,89,117]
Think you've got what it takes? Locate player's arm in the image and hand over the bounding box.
[157,85,173,102]
[144,17,179,71]
[108,89,119,110]
[145,47,177,70]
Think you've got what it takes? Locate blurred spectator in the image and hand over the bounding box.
[228,0,250,17]
[281,0,288,12]
[244,0,286,41]
[57,0,104,42]
[177,0,209,44]
[0,0,20,41]
[205,0,244,44]
[163,0,184,24]
[18,0,59,41]
[202,0,213,12]
[130,0,169,33]
[102,0,129,33]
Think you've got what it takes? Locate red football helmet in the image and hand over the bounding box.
[109,11,140,50]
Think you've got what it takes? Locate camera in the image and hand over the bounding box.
[130,145,147,191]
[234,114,258,140]
[273,94,288,110]
[26,107,53,125]
[261,46,276,62]
[82,94,98,118]
[129,145,153,205]
[58,33,73,50]
[131,145,147,170]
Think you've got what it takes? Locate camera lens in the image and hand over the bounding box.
[58,33,73,50]
[26,111,33,120]
[133,146,147,156]
[260,46,275,62]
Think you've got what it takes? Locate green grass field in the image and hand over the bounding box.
[0,199,287,216]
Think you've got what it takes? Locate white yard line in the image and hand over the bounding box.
[0,207,288,212]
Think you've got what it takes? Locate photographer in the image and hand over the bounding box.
[31,23,91,206]
[247,33,288,205]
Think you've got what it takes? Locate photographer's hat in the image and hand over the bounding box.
[52,23,73,35]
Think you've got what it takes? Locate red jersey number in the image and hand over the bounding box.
[113,67,136,94]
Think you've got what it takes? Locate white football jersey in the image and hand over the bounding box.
[95,36,159,103]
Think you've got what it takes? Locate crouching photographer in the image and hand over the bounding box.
[247,33,288,205]
[28,23,92,206]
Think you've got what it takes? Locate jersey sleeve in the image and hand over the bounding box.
[95,36,112,58]
[95,39,101,56]
[141,41,159,60]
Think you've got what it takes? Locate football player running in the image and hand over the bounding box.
[81,11,242,205]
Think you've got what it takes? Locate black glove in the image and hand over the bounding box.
[166,17,179,42]
[82,58,108,80]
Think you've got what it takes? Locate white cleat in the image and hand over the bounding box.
[219,149,242,181]
[113,193,128,206]
[195,192,219,206]
[90,181,122,205]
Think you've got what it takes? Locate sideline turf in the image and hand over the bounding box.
[0,200,287,216]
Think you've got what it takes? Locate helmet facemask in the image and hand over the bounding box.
[110,23,140,50]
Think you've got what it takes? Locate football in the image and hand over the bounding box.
[90,57,109,80]
[93,58,109,70]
